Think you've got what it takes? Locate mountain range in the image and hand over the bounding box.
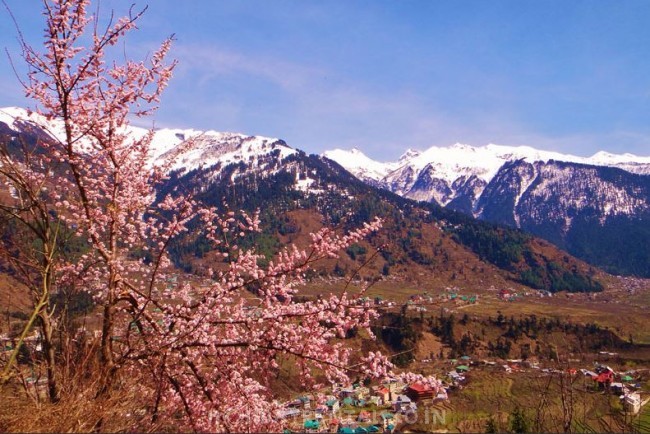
[0,106,644,288]
[324,144,650,277]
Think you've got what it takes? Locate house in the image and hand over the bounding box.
[357,411,371,422]
[406,382,437,400]
[386,381,406,400]
[297,395,312,409]
[326,398,340,413]
[354,386,370,400]
[368,396,382,406]
[380,412,394,427]
[594,367,614,388]
[393,394,413,412]
[340,387,356,398]
[448,371,465,382]
[623,393,641,414]
[374,386,390,404]
[582,369,597,378]
[304,419,320,431]
[611,383,625,394]
[276,408,300,419]
[498,289,511,300]
[286,399,302,408]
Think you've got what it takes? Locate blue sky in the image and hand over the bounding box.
[1,1,650,160]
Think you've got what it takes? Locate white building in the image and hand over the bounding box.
[623,393,641,414]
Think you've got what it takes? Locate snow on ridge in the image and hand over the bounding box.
[322,148,397,180]
[0,106,68,142]
[0,106,294,174]
[156,130,295,173]
[398,148,421,163]
[374,142,650,186]
[4,105,650,179]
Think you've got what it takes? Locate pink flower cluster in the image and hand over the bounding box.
[6,1,440,431]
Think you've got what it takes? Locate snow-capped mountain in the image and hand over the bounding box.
[0,107,613,295]
[3,106,650,276]
[324,143,650,207]
[0,106,297,177]
[324,143,650,276]
[322,148,398,186]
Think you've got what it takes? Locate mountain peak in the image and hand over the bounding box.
[398,148,421,162]
[322,148,397,181]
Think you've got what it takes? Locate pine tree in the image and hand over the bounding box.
[509,406,529,433]
[484,417,498,433]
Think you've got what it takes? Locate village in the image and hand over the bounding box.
[3,276,650,432]
[276,377,446,433]
[275,351,649,433]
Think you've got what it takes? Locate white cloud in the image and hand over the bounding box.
[172,44,323,92]
[142,43,650,160]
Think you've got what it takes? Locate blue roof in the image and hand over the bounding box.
[304,419,320,429]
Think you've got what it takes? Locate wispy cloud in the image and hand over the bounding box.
[144,43,650,160]
[172,44,323,92]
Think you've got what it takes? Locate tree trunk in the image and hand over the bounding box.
[39,311,60,402]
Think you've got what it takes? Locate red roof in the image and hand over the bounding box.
[408,382,433,393]
[596,372,613,383]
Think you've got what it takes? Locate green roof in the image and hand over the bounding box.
[339,428,355,434]
[381,412,394,419]
[326,399,338,406]
[368,426,381,433]
[304,419,320,429]
[623,375,634,381]
[355,428,368,434]
[343,397,354,405]
[456,365,470,371]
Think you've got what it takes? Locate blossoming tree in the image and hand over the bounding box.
[0,0,440,431]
